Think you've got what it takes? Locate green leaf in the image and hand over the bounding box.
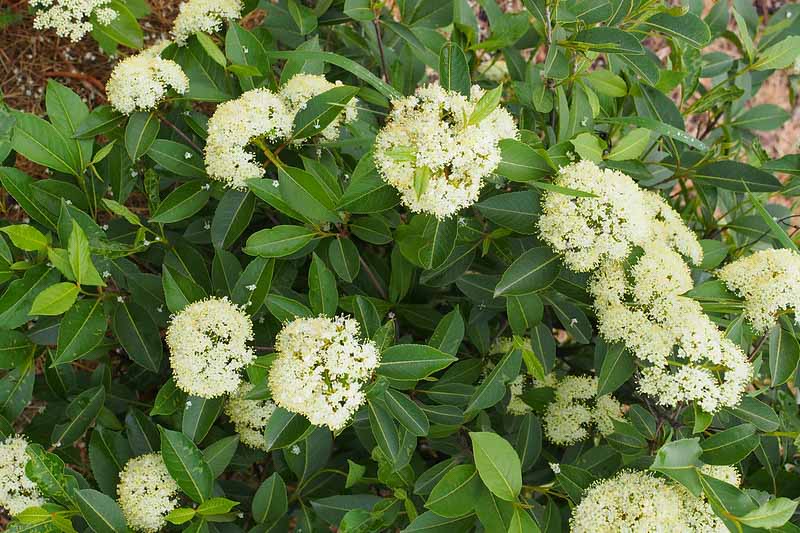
[731,104,791,131]
[496,139,552,182]
[182,395,224,443]
[244,225,316,257]
[211,190,255,249]
[202,435,239,478]
[724,396,780,432]
[0,265,60,329]
[53,299,106,365]
[693,161,781,192]
[264,50,400,100]
[650,438,703,496]
[112,301,162,372]
[30,283,79,316]
[738,497,798,528]
[197,497,239,516]
[159,426,214,503]
[596,343,635,396]
[308,253,338,316]
[11,111,80,175]
[747,192,799,253]
[25,443,79,507]
[345,460,366,488]
[338,153,400,213]
[328,237,360,282]
[162,265,207,313]
[768,323,800,386]
[476,191,540,234]
[378,344,457,383]
[494,246,561,297]
[51,385,105,446]
[278,165,340,224]
[607,128,651,161]
[469,432,522,502]
[402,511,475,532]
[367,398,401,467]
[74,105,125,139]
[91,0,143,50]
[515,414,542,472]
[753,36,800,71]
[196,32,227,67]
[231,257,274,314]
[418,216,457,271]
[596,116,708,151]
[263,407,311,451]
[643,12,711,47]
[571,27,644,54]
[74,489,127,533]
[429,309,465,356]
[584,69,627,97]
[148,139,205,177]
[150,182,211,224]
[425,464,482,518]
[0,167,58,228]
[166,508,197,525]
[570,132,604,163]
[253,473,288,525]
[508,507,540,533]
[384,389,430,437]
[124,112,159,161]
[0,225,47,251]
[102,199,141,226]
[68,221,104,287]
[439,42,470,96]
[343,0,373,21]
[466,344,522,414]
[468,84,503,126]
[700,424,759,465]
[291,86,359,140]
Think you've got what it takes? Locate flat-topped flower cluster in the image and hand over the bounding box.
[204,74,359,189]
[374,84,518,219]
[539,160,751,413]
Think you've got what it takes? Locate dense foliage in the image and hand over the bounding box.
[3,0,800,531]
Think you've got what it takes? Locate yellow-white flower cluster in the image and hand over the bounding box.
[540,161,751,413]
[279,73,359,143]
[269,315,380,431]
[539,160,702,272]
[172,0,242,45]
[166,297,254,398]
[106,44,189,115]
[117,453,179,532]
[718,248,800,333]
[30,0,117,42]
[570,469,729,532]
[204,74,358,189]
[0,435,43,516]
[374,83,518,219]
[489,337,555,415]
[204,88,293,189]
[224,382,276,451]
[542,375,622,445]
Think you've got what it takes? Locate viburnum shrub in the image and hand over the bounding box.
[5,0,800,531]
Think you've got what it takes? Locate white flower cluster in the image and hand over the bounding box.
[570,469,730,532]
[280,73,359,143]
[172,0,243,45]
[224,382,276,450]
[374,83,518,219]
[106,44,189,115]
[489,337,554,415]
[204,88,293,189]
[539,160,702,272]
[204,74,357,189]
[117,453,179,532]
[718,248,800,333]
[166,297,255,398]
[269,315,380,431]
[30,0,117,42]
[0,435,43,516]
[539,161,751,413]
[542,375,622,445]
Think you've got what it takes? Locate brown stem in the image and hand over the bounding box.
[157,113,203,153]
[372,19,391,85]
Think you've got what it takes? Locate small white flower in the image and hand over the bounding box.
[290,444,301,455]
[116,296,125,303]
[203,221,211,230]
[102,224,109,230]
[272,179,280,188]
[102,271,111,278]
[202,183,211,190]
[184,152,193,159]
[65,199,72,205]
[246,284,257,291]
[225,383,275,450]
